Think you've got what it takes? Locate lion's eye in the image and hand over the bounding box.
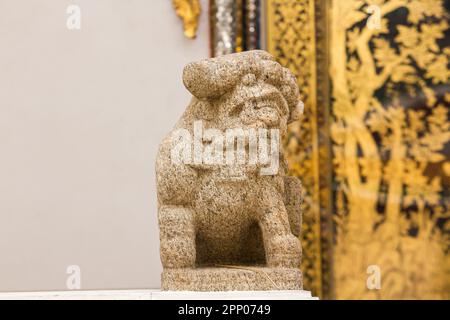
[229,104,244,117]
[252,101,261,109]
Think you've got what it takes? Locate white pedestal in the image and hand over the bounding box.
[152,290,318,300]
[0,289,318,300]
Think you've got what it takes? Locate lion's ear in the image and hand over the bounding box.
[288,100,304,124]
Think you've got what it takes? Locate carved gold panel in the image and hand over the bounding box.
[267,0,333,299]
[267,0,450,299]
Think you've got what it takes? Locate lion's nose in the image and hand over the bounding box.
[257,107,279,127]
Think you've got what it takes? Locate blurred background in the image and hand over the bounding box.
[0,0,448,299]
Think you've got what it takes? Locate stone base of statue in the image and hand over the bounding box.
[161,266,302,291]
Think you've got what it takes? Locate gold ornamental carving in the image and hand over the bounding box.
[173,0,201,39]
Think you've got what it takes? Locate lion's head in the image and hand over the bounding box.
[182,50,303,135]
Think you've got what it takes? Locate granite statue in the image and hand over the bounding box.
[156,50,304,291]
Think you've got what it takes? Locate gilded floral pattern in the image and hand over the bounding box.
[267,0,326,297]
[330,0,450,299]
[267,0,450,299]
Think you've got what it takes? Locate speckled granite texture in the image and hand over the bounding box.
[156,50,304,291]
[162,267,302,291]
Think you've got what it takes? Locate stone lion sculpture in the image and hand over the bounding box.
[156,50,304,291]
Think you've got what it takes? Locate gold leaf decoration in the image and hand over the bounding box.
[267,0,450,299]
[173,0,201,39]
[330,0,450,299]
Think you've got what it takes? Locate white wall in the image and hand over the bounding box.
[0,0,209,291]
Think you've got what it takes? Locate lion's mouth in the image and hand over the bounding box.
[246,92,287,129]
